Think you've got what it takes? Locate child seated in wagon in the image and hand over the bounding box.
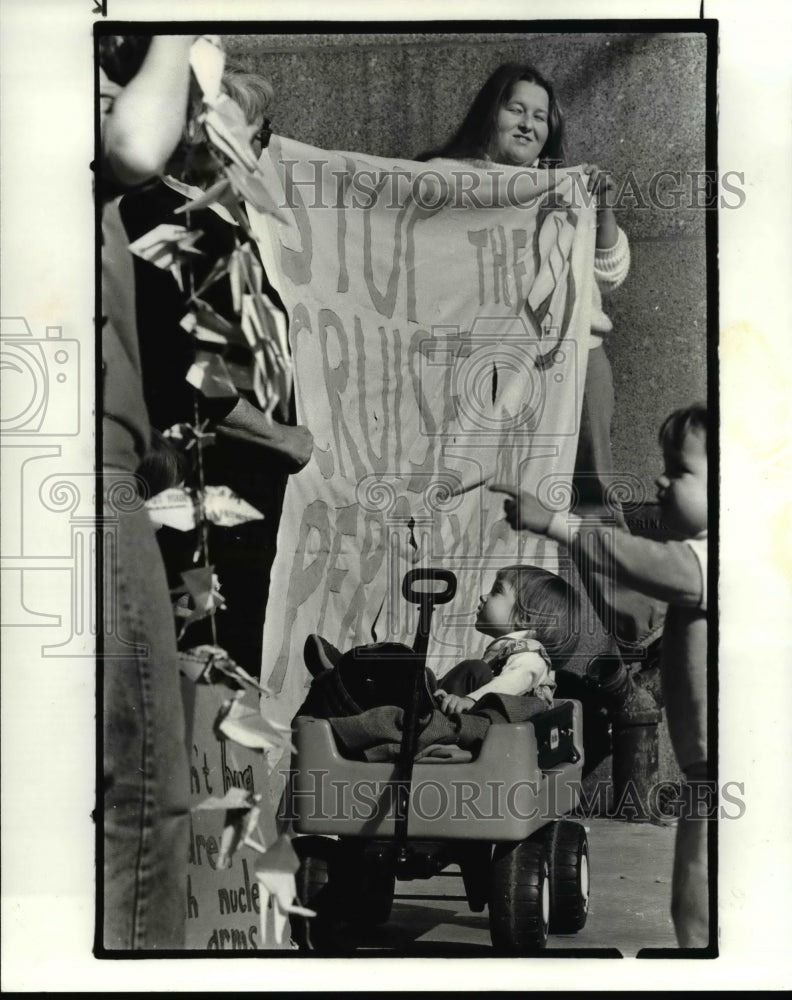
[302,563,580,729]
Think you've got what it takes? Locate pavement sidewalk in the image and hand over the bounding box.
[345,817,678,956]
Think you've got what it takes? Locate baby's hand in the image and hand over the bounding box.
[435,689,475,716]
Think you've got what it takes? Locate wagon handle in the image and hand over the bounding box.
[402,569,457,665]
[395,569,458,855]
[401,568,457,606]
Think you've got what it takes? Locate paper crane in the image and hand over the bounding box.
[255,835,315,947]
[127,223,204,291]
[215,690,293,755]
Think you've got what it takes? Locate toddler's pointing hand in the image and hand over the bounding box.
[489,483,553,534]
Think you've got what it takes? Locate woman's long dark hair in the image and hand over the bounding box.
[418,62,566,166]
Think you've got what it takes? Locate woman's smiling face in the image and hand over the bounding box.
[489,80,550,166]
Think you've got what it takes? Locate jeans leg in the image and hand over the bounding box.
[671,811,710,948]
[102,503,190,950]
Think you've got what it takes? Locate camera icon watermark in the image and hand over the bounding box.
[418,316,579,440]
[0,317,80,436]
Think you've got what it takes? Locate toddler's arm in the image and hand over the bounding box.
[435,649,550,715]
[468,649,552,702]
[490,485,705,610]
[546,512,706,609]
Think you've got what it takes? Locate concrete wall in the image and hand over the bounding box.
[226,30,710,500]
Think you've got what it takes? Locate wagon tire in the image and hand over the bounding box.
[545,820,590,933]
[489,836,550,954]
[291,836,346,953]
[337,840,396,926]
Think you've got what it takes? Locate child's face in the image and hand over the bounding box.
[476,576,518,637]
[655,428,708,536]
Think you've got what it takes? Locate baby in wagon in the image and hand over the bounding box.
[304,564,580,718]
[433,564,579,716]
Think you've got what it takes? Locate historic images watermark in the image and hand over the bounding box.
[0,314,150,656]
[417,322,581,439]
[0,317,80,436]
[353,311,635,662]
[280,771,745,825]
[277,161,746,213]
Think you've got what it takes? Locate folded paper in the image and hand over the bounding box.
[186,351,238,399]
[255,836,313,947]
[128,223,204,291]
[194,788,255,812]
[163,422,216,454]
[226,162,289,224]
[202,97,260,173]
[217,800,266,870]
[179,643,266,688]
[179,643,224,683]
[147,488,196,532]
[205,485,265,527]
[189,34,226,106]
[181,299,247,348]
[147,486,264,532]
[173,565,226,635]
[166,175,238,226]
[216,691,293,754]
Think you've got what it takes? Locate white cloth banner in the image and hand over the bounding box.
[248,137,595,735]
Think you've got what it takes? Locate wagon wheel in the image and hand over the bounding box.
[545,820,590,933]
[337,840,396,926]
[489,836,550,954]
[457,841,493,913]
[291,835,346,953]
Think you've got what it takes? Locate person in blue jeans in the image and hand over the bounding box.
[99,34,197,950]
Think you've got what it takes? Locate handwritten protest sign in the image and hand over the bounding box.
[247,139,596,766]
[184,679,298,950]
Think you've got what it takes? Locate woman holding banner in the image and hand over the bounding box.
[421,62,631,524]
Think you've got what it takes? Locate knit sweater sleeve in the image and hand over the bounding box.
[547,512,705,608]
[594,225,630,294]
